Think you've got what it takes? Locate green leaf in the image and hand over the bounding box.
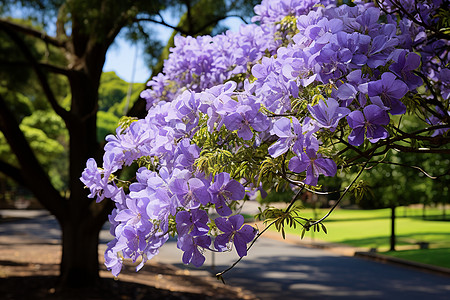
[118,116,138,134]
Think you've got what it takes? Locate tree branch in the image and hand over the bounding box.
[0,60,72,76]
[0,18,66,48]
[38,62,72,76]
[105,6,139,47]
[365,160,449,179]
[0,93,65,220]
[308,158,372,228]
[0,160,25,186]
[135,12,242,37]
[391,144,450,154]
[345,124,450,164]
[0,22,71,122]
[56,3,69,41]
[414,71,448,116]
[134,17,191,35]
[216,188,304,280]
[184,0,193,34]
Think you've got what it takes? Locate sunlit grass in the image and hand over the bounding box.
[267,206,450,251]
[384,248,450,269]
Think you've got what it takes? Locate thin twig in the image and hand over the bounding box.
[365,160,449,179]
[308,158,372,228]
[215,218,277,279]
[215,187,304,279]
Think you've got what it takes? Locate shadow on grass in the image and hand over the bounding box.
[420,216,450,222]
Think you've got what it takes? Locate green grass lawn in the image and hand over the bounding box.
[266,206,450,268]
[383,248,450,269]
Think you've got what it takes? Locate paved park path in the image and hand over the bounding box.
[1,209,449,300]
[155,236,450,300]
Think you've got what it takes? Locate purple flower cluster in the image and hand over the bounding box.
[252,0,325,24]
[99,158,256,276]
[381,0,449,103]
[81,0,448,277]
[140,24,280,109]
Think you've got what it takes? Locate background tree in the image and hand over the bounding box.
[0,0,258,290]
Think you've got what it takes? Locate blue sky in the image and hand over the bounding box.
[103,38,150,84]
[103,17,244,84]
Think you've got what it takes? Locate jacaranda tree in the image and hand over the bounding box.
[82,0,449,280]
[0,0,258,289]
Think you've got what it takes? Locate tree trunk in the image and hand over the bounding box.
[59,216,102,288]
[57,48,108,288]
[390,205,396,251]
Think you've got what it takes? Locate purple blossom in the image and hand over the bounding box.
[173,139,201,171]
[223,99,269,140]
[336,83,358,103]
[137,232,169,270]
[346,104,390,146]
[389,50,423,90]
[146,188,178,231]
[281,53,317,87]
[166,90,200,123]
[104,240,124,277]
[437,68,450,100]
[202,82,238,132]
[177,234,211,267]
[114,197,152,234]
[315,30,372,81]
[80,158,119,203]
[252,56,277,82]
[170,176,211,208]
[268,117,303,158]
[288,147,337,186]
[118,225,147,253]
[354,7,381,36]
[128,168,166,202]
[368,72,408,115]
[208,173,245,216]
[104,120,153,166]
[176,209,210,237]
[308,98,351,131]
[257,72,294,114]
[80,158,103,199]
[365,23,399,68]
[252,0,320,24]
[214,215,257,257]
